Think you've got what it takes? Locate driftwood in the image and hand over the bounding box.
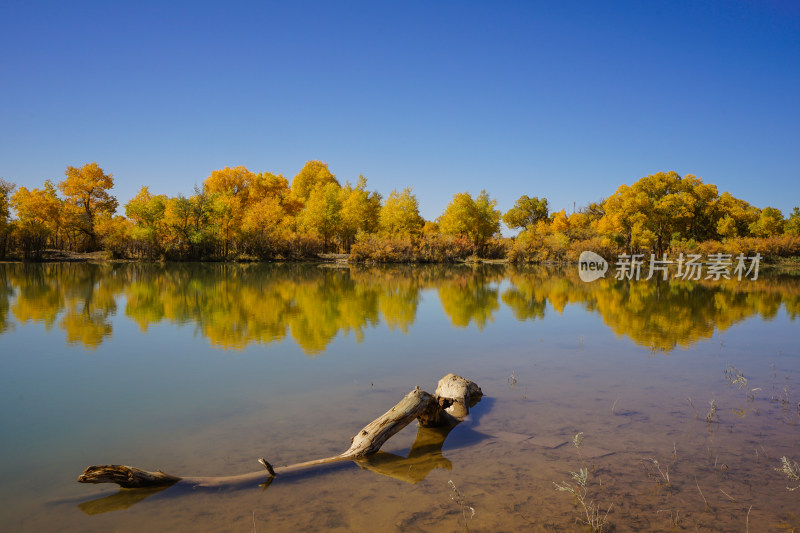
[78,424,463,516]
[78,373,482,493]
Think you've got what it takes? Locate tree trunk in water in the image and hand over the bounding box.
[78,374,482,492]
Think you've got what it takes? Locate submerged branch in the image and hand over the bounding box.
[78,374,482,496]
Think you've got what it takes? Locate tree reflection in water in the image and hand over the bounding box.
[1,263,797,353]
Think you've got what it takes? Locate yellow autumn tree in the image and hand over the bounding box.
[211,193,243,258]
[503,195,549,231]
[125,186,168,258]
[95,215,133,258]
[162,195,194,251]
[786,207,800,236]
[299,181,342,251]
[204,166,256,203]
[339,175,381,251]
[11,181,63,256]
[291,161,339,201]
[598,171,720,255]
[713,192,760,238]
[58,162,118,250]
[438,190,501,250]
[748,206,784,237]
[379,188,424,238]
[249,172,290,204]
[203,167,260,258]
[241,196,287,257]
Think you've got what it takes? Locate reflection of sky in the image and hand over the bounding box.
[0,264,799,530]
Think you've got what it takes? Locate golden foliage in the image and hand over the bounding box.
[4,162,799,263]
[439,190,501,250]
[4,263,797,352]
[291,160,338,200]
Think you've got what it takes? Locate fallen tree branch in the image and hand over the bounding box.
[78,374,482,492]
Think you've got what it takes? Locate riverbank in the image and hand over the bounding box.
[3,249,800,273]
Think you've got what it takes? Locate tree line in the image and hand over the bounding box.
[1,162,799,262]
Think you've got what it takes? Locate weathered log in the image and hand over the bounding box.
[78,374,481,493]
[419,373,483,427]
[343,386,434,457]
[78,465,180,489]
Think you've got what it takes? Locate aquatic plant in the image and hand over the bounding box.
[686,396,699,419]
[507,370,517,388]
[705,399,719,423]
[724,364,761,401]
[776,456,800,491]
[554,468,612,533]
[640,457,671,488]
[694,475,711,511]
[724,364,748,388]
[553,433,612,533]
[448,479,475,531]
[656,509,680,529]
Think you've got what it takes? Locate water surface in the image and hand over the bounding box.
[1,262,798,531]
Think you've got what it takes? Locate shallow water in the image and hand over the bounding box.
[0,262,798,531]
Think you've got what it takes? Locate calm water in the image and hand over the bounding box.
[0,262,798,532]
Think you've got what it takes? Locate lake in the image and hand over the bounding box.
[0,262,798,532]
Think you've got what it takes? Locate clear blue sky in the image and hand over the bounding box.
[2,1,798,223]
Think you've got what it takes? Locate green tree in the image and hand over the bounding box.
[503,195,549,230]
[0,179,13,225]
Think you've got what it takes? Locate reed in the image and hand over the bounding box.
[705,399,719,423]
[448,480,475,531]
[553,433,612,532]
[640,457,671,488]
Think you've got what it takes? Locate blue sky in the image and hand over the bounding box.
[1,1,798,223]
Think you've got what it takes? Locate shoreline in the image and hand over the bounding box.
[2,249,799,272]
